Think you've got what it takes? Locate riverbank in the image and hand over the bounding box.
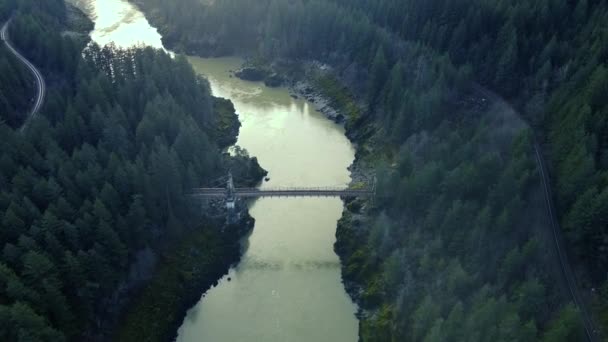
[78,112,265,341]
[115,214,256,342]
[290,71,381,320]
[64,7,266,336]
[236,59,380,187]
[231,59,360,126]
[107,99,265,341]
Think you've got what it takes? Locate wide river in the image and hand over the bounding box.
[73,0,359,340]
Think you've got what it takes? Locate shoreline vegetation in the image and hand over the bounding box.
[115,214,256,342]
[108,59,267,342]
[111,108,266,342]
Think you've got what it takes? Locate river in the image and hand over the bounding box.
[73,1,359,341]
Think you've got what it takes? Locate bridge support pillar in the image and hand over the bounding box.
[226,172,238,224]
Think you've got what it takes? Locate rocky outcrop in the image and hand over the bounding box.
[234,66,267,82]
[264,73,284,87]
[234,67,286,88]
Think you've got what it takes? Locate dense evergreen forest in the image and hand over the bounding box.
[132,0,608,340]
[1,0,606,340]
[0,0,263,340]
[0,42,33,127]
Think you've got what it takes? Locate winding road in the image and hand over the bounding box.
[1,18,46,132]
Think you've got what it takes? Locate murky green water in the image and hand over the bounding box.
[78,1,359,340]
[181,56,358,342]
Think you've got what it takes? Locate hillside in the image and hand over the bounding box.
[0,1,263,340]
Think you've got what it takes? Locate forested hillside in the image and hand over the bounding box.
[131,0,608,340]
[0,1,261,340]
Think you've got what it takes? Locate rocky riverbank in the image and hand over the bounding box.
[282,64,379,323]
[228,57,379,327]
[231,60,350,125]
[239,60,375,185]
[233,60,379,317]
[288,80,346,124]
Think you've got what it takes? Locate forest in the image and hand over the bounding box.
[0,0,263,340]
[1,0,606,340]
[131,0,608,340]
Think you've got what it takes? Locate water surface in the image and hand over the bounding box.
[180,56,359,342]
[70,0,164,48]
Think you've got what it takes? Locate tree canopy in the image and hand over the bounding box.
[0,1,260,340]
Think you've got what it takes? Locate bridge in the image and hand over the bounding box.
[191,187,374,199]
[192,173,375,221]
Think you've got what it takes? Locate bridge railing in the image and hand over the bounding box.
[235,187,369,192]
[191,187,373,192]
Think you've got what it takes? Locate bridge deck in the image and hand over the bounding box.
[191,187,373,198]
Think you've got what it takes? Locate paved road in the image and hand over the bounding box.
[476,85,599,342]
[1,18,46,132]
